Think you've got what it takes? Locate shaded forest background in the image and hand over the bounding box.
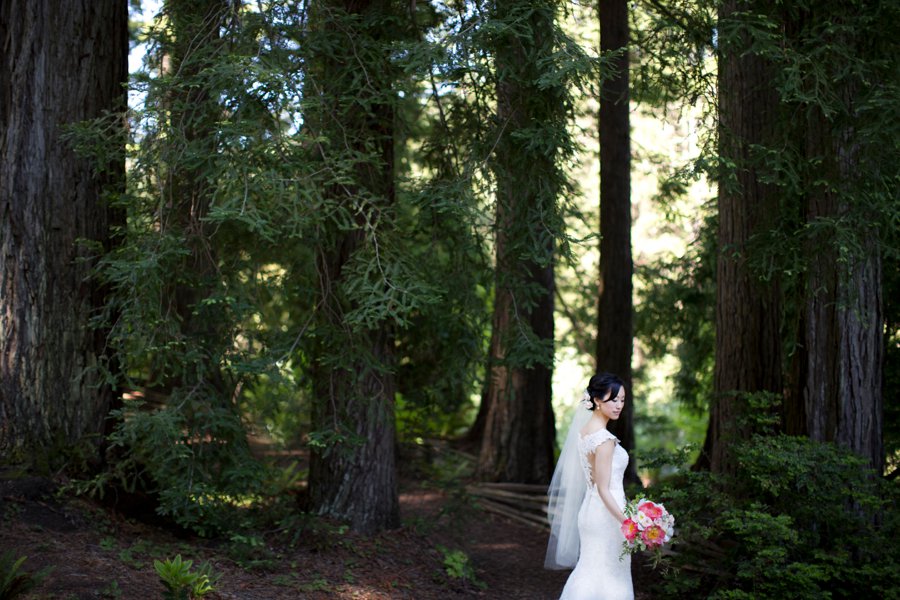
[1,0,899,598]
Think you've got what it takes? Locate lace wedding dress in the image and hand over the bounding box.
[558,428,634,600]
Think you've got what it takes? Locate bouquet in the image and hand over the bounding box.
[620,498,674,558]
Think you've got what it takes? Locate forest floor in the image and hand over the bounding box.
[1,457,655,600]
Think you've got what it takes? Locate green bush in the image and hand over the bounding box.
[646,435,900,599]
[72,396,275,536]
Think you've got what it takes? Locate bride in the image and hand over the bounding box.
[545,373,634,600]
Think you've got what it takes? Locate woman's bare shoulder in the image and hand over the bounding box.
[578,424,617,444]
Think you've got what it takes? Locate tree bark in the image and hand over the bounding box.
[774,3,885,472]
[597,0,637,484]
[0,1,127,459]
[476,0,559,484]
[795,92,883,472]
[477,240,556,484]
[702,0,783,474]
[306,0,400,533]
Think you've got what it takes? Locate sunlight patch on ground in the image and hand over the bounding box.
[334,586,386,598]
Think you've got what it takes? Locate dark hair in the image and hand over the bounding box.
[585,372,625,411]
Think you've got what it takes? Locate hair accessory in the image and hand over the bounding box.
[579,390,592,410]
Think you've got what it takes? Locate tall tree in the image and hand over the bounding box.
[597,0,637,483]
[701,0,783,473]
[475,0,573,484]
[305,0,403,532]
[782,0,888,471]
[156,0,232,398]
[0,1,127,458]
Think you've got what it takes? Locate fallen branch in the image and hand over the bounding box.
[476,497,549,530]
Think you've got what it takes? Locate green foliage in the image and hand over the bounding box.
[436,545,486,590]
[153,555,218,600]
[636,206,716,415]
[647,437,900,599]
[631,0,717,108]
[73,398,271,536]
[634,0,900,477]
[63,0,501,532]
[0,552,50,600]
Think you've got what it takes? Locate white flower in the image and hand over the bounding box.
[579,390,592,409]
[636,511,653,528]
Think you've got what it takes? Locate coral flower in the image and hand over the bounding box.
[637,501,663,521]
[621,518,638,542]
[641,525,666,547]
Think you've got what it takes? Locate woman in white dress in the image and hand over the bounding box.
[545,373,634,600]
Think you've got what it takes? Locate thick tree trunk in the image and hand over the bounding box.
[702,0,783,474]
[597,0,637,484]
[306,0,400,533]
[773,4,885,472]
[477,244,556,484]
[309,301,400,533]
[0,1,127,458]
[475,0,559,484]
[796,101,883,471]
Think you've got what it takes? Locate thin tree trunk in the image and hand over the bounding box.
[597,0,637,485]
[158,0,231,398]
[0,1,127,458]
[702,0,783,474]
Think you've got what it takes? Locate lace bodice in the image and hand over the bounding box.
[577,428,628,496]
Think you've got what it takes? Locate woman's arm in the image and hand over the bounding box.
[592,440,627,523]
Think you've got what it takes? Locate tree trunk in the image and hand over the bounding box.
[158,0,231,398]
[0,1,127,459]
[597,0,637,485]
[309,314,400,533]
[702,0,783,474]
[477,245,556,484]
[796,100,883,472]
[476,0,560,484]
[306,0,400,533]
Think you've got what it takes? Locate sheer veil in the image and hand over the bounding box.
[544,400,592,569]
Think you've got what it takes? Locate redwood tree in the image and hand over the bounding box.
[158,0,232,397]
[305,0,403,532]
[702,0,783,473]
[597,0,637,484]
[0,1,127,458]
[782,1,886,472]
[475,0,572,484]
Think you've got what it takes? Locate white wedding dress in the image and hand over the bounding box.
[559,428,634,600]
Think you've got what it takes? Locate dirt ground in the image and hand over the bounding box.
[1,476,654,599]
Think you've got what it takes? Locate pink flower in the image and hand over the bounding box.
[641,524,666,547]
[638,500,663,521]
[621,518,638,542]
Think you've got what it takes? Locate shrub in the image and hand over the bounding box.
[645,435,900,599]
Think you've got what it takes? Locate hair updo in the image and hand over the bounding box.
[584,372,625,411]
